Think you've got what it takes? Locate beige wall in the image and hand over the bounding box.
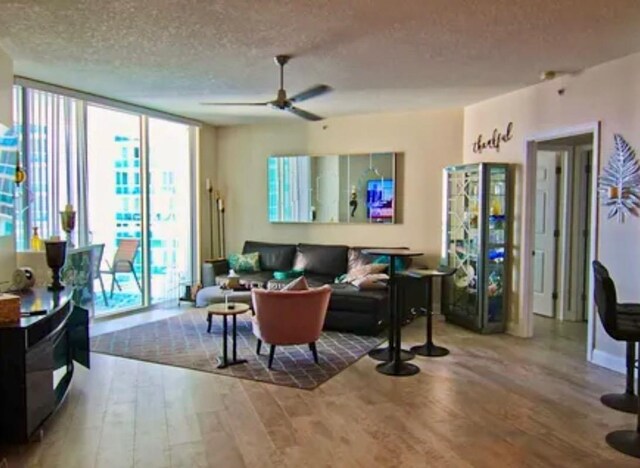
[463,51,640,365]
[215,108,463,267]
[198,124,218,264]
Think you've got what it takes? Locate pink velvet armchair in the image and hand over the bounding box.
[251,286,332,369]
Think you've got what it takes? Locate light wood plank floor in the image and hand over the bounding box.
[1,311,637,467]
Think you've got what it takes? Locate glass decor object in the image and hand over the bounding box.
[597,134,640,223]
[60,204,76,248]
[441,163,510,334]
[45,240,67,291]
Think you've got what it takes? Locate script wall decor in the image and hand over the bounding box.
[472,122,514,153]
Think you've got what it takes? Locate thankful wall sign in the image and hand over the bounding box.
[472,122,514,153]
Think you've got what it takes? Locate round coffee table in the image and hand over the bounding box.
[207,302,251,369]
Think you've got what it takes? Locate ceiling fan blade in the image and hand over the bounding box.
[200,102,268,106]
[287,106,324,121]
[289,85,332,103]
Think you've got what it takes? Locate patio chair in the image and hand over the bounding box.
[91,243,108,306]
[101,239,142,298]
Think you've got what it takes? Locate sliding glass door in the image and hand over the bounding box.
[87,105,144,314]
[147,118,193,304]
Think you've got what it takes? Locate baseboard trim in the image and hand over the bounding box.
[591,349,626,375]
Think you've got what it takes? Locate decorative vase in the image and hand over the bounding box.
[45,240,67,291]
[60,206,76,248]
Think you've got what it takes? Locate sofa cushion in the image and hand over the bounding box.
[293,244,349,277]
[216,271,273,287]
[303,273,336,287]
[243,241,297,271]
[328,284,388,314]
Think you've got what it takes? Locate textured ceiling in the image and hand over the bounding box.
[1,0,639,125]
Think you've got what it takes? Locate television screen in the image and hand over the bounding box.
[367,179,394,221]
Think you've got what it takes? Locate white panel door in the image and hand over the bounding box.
[533,151,558,317]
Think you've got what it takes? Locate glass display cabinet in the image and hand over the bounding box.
[441,163,510,333]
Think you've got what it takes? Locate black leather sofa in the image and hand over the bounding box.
[205,241,425,335]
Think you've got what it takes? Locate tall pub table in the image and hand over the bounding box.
[363,249,423,376]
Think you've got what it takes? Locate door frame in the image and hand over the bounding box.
[521,122,600,362]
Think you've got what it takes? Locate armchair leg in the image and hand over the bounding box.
[268,345,276,369]
[309,342,319,364]
[256,339,262,355]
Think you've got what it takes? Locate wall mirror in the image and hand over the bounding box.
[268,152,397,224]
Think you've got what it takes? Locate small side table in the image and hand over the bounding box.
[207,303,251,369]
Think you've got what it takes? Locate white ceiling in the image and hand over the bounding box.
[1,0,639,125]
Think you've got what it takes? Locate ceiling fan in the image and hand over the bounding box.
[201,55,332,121]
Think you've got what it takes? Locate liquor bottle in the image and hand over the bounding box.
[30,227,43,251]
[491,198,502,216]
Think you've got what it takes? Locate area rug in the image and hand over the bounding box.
[90,310,383,390]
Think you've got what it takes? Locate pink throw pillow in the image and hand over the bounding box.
[282,276,309,291]
[343,263,387,283]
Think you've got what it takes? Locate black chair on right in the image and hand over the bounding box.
[593,260,640,458]
[593,261,639,413]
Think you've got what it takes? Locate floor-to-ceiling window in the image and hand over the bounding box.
[11,82,197,316]
[13,87,82,249]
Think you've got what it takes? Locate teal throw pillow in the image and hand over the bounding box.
[273,270,289,280]
[373,255,409,272]
[228,252,261,273]
[274,269,304,280]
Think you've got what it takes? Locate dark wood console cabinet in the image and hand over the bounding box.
[0,288,90,444]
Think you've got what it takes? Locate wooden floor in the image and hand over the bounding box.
[1,311,637,467]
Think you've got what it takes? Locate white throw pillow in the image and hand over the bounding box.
[282,276,309,291]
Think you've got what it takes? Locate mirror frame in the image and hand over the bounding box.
[267,152,398,224]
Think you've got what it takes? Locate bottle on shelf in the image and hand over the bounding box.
[491,198,502,216]
[30,227,43,251]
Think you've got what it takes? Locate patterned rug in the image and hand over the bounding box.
[90,310,383,390]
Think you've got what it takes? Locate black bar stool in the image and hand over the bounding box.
[593,260,640,458]
[593,261,639,414]
[401,267,456,357]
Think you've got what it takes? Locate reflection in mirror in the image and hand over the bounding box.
[0,125,17,289]
[0,126,17,236]
[268,152,396,224]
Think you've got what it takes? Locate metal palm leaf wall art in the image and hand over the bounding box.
[598,134,640,223]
